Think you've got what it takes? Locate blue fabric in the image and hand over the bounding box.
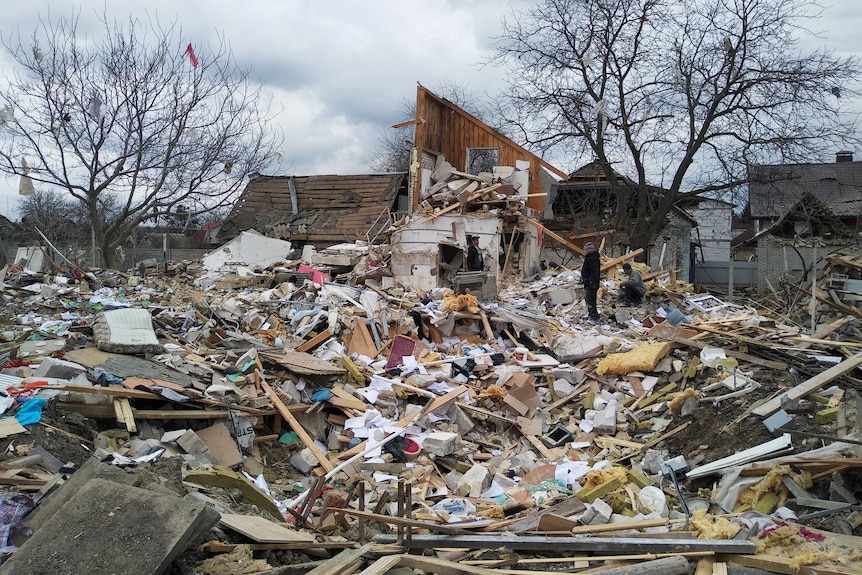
[13,398,47,426]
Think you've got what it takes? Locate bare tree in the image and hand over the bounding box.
[0,13,281,268]
[491,0,861,254]
[17,189,77,244]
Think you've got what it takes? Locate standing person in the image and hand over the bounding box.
[581,242,600,320]
[619,262,646,306]
[467,235,484,271]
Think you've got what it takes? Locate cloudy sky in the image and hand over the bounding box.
[0,0,858,218]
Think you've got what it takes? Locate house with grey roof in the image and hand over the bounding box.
[748,152,862,294]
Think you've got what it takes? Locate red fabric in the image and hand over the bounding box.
[185,43,199,68]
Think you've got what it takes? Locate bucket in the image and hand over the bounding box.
[513,347,528,361]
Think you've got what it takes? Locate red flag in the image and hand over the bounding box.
[185,43,198,68]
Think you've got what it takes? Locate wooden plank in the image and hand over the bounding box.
[306,543,374,575]
[219,514,316,543]
[668,334,788,370]
[570,518,668,535]
[719,553,862,575]
[752,352,862,417]
[695,557,715,575]
[347,321,376,358]
[112,398,137,433]
[398,554,510,575]
[786,337,862,348]
[56,403,231,420]
[297,329,333,353]
[261,380,335,473]
[355,555,401,575]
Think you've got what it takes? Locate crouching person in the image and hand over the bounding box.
[619,263,646,307]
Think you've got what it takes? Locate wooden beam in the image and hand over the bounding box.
[600,249,645,272]
[528,220,584,255]
[398,554,514,575]
[333,508,475,535]
[261,380,334,473]
[297,329,333,353]
[419,184,501,223]
[752,352,862,417]
[374,534,756,554]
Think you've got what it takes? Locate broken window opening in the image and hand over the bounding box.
[437,243,464,287]
[466,148,499,176]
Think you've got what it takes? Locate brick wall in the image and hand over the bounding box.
[756,235,845,295]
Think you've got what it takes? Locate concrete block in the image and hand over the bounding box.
[176,430,218,464]
[456,463,490,498]
[0,478,219,575]
[492,473,518,490]
[592,400,618,434]
[763,409,794,436]
[579,497,613,525]
[290,447,321,474]
[424,431,460,457]
[548,289,575,306]
[22,458,178,533]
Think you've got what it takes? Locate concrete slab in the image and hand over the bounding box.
[22,457,178,532]
[0,478,219,575]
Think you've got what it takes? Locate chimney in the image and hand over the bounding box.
[836,151,853,163]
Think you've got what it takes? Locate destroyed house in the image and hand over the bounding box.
[410,85,568,214]
[382,86,572,293]
[218,173,407,248]
[548,162,695,281]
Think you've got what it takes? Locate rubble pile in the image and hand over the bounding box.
[0,243,861,575]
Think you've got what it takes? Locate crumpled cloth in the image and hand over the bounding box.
[0,495,34,564]
[13,398,47,426]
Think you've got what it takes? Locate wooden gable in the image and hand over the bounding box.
[412,86,567,213]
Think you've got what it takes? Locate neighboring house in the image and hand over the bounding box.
[219,173,407,249]
[548,162,696,282]
[749,152,862,235]
[748,152,862,294]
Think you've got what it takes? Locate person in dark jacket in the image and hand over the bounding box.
[619,262,646,306]
[467,235,484,271]
[581,242,600,320]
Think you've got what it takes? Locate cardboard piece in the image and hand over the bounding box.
[504,375,541,417]
[0,418,28,439]
[196,422,243,467]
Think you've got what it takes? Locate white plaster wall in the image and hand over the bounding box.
[391,215,502,292]
[690,200,732,261]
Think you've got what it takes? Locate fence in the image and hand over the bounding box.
[694,260,757,291]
